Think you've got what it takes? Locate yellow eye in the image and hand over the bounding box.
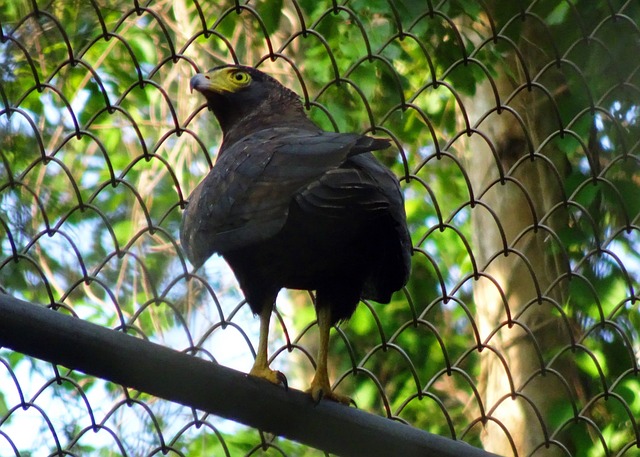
[230,71,251,85]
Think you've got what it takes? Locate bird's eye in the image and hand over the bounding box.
[231,71,251,85]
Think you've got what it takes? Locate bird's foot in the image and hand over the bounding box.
[249,365,288,390]
[306,379,351,405]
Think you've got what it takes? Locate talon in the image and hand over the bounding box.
[306,382,351,405]
[276,370,288,390]
[308,384,324,405]
[249,366,288,388]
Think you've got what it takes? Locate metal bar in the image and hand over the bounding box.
[0,293,501,457]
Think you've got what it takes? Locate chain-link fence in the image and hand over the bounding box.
[1,1,639,456]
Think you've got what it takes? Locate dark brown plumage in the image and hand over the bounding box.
[182,64,411,402]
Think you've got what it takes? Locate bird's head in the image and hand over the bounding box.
[190,65,314,143]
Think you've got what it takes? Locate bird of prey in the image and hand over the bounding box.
[182,64,411,403]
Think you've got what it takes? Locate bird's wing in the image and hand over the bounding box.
[296,152,402,219]
[297,152,412,291]
[180,128,389,267]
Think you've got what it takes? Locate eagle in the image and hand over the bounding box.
[181,64,411,403]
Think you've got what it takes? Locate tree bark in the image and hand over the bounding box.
[463,55,573,457]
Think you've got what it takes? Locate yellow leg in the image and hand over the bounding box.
[307,306,350,404]
[249,305,286,387]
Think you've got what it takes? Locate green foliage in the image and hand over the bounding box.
[0,0,638,456]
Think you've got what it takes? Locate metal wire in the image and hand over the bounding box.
[0,1,639,456]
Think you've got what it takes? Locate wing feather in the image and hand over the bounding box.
[180,128,390,267]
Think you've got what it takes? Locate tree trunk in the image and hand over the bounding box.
[464,59,573,456]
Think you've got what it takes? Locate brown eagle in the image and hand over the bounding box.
[181,65,411,403]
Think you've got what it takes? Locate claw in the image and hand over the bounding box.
[306,381,350,405]
[276,370,288,390]
[249,365,288,389]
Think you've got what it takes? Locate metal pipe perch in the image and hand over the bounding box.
[0,293,501,457]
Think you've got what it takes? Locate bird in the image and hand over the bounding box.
[181,64,411,403]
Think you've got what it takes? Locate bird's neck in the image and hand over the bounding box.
[220,103,319,148]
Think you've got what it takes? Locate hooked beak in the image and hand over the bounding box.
[190,73,211,94]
